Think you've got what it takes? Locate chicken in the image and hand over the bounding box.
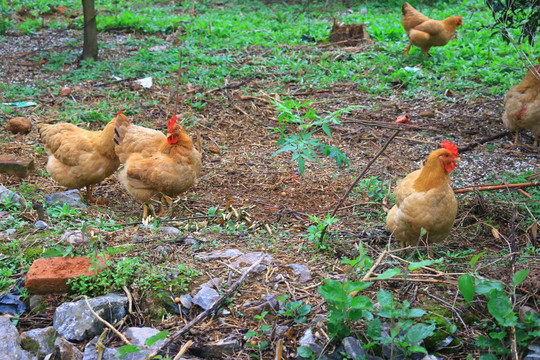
[37,113,121,202]
[386,140,460,256]
[402,2,462,57]
[502,60,540,146]
[113,113,202,218]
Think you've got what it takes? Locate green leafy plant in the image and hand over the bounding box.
[356,176,389,203]
[245,311,272,359]
[272,99,355,174]
[277,295,312,324]
[0,192,21,212]
[47,202,80,220]
[306,214,340,250]
[115,330,169,359]
[458,253,539,359]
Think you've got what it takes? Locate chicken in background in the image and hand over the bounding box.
[401,2,462,57]
[37,113,121,202]
[386,140,460,256]
[502,58,540,146]
[113,113,202,218]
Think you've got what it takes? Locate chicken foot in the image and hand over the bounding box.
[403,41,412,57]
[78,185,93,203]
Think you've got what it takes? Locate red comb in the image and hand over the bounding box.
[167,115,178,132]
[441,139,458,157]
[117,110,122,115]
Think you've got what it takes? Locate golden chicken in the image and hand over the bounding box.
[113,114,202,218]
[502,60,540,146]
[402,2,462,57]
[37,113,121,202]
[386,140,460,256]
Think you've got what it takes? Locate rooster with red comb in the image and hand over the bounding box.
[113,113,202,218]
[386,140,460,257]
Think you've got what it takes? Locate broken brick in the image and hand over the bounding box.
[0,155,34,178]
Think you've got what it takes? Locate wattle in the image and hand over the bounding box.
[445,162,455,172]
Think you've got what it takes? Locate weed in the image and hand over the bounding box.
[356,176,389,203]
[47,203,80,220]
[271,99,355,174]
[245,311,271,359]
[277,294,312,324]
[306,214,340,250]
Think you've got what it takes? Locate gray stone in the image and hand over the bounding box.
[382,343,405,360]
[82,336,117,360]
[196,249,243,261]
[265,325,289,338]
[287,263,312,282]
[244,295,279,315]
[342,337,366,359]
[0,316,36,360]
[0,185,27,209]
[230,252,274,268]
[29,295,46,312]
[122,327,166,360]
[199,277,222,290]
[53,293,127,341]
[160,226,180,237]
[59,230,89,247]
[179,294,193,309]
[52,337,83,360]
[298,328,324,358]
[192,287,219,310]
[183,234,197,246]
[34,221,49,230]
[155,245,172,258]
[45,190,87,209]
[421,356,444,360]
[434,335,454,351]
[191,338,240,358]
[240,264,267,274]
[20,326,56,359]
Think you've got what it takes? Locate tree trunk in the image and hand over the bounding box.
[81,0,98,60]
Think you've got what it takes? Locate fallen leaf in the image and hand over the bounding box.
[395,114,410,124]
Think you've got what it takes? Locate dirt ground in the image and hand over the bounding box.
[1,29,539,359]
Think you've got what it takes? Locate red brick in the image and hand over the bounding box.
[0,155,34,178]
[25,255,109,294]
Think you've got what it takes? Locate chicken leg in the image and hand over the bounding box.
[403,40,412,57]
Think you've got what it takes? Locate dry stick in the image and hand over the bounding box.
[274,338,284,360]
[174,50,183,116]
[84,296,132,345]
[364,277,457,285]
[453,181,540,194]
[148,256,265,358]
[318,129,400,244]
[172,340,194,360]
[458,130,512,153]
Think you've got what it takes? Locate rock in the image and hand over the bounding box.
[298,328,324,358]
[82,336,117,360]
[44,190,87,209]
[0,156,34,178]
[434,335,454,351]
[29,295,46,311]
[122,327,166,360]
[382,343,405,360]
[34,221,49,230]
[190,337,240,358]
[265,325,289,338]
[525,338,540,360]
[243,295,279,315]
[179,294,193,309]
[52,336,83,360]
[53,293,127,341]
[59,87,71,96]
[230,252,274,268]
[20,326,56,359]
[342,337,366,359]
[0,293,27,314]
[421,355,444,360]
[287,263,312,282]
[196,249,243,261]
[0,185,27,209]
[59,230,89,247]
[199,277,222,290]
[240,264,267,274]
[160,226,180,237]
[155,245,172,258]
[192,287,219,310]
[0,315,36,360]
[183,234,197,246]
[6,117,32,134]
[25,255,109,294]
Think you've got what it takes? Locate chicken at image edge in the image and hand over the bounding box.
[386,140,460,257]
[402,2,462,57]
[113,113,202,218]
[37,113,121,202]
[502,58,540,146]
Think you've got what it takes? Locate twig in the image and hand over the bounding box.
[364,277,457,285]
[172,340,194,360]
[174,50,183,117]
[274,338,284,360]
[84,296,132,345]
[457,131,512,152]
[453,181,540,194]
[362,250,387,281]
[204,76,255,95]
[148,256,265,358]
[122,285,133,314]
[318,130,400,243]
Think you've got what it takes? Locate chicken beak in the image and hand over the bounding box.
[454,157,461,163]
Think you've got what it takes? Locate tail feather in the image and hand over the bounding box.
[113,113,131,146]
